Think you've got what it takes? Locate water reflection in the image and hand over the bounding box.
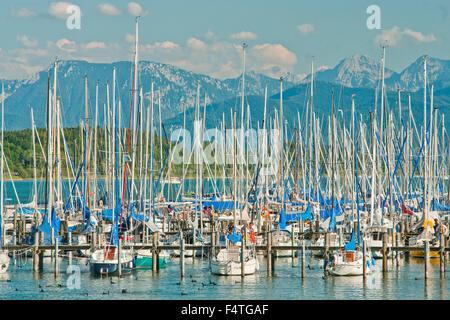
[1,255,449,300]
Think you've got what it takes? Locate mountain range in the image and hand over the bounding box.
[1,54,449,131]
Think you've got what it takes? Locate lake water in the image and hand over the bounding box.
[1,254,448,300]
[1,180,448,300]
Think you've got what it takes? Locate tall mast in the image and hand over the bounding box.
[240,42,247,201]
[1,82,4,246]
[280,77,285,211]
[379,45,386,141]
[119,17,139,229]
[331,90,335,212]
[423,56,428,223]
[130,17,140,206]
[93,82,99,210]
[47,71,54,223]
[31,108,37,207]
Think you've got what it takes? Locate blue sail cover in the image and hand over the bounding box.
[201,201,236,211]
[279,205,313,230]
[431,199,450,211]
[100,199,122,221]
[344,230,356,251]
[196,229,204,243]
[327,205,340,232]
[319,204,343,220]
[129,204,149,222]
[110,220,119,246]
[26,209,62,245]
[227,228,243,244]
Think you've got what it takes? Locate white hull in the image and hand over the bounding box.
[210,247,259,276]
[329,262,371,276]
[210,258,259,275]
[0,251,10,274]
[328,250,374,276]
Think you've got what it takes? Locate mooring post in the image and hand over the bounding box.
[68,231,72,266]
[54,239,59,278]
[153,232,159,273]
[163,215,166,234]
[440,234,445,276]
[180,231,185,279]
[241,228,246,278]
[118,236,122,277]
[39,231,44,271]
[299,217,303,234]
[390,231,394,266]
[363,239,367,279]
[267,231,272,277]
[382,232,388,273]
[291,228,295,267]
[12,232,16,266]
[396,232,400,268]
[324,232,330,276]
[424,240,430,280]
[33,231,39,272]
[301,240,305,279]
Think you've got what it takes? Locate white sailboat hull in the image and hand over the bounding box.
[210,258,259,276]
[0,251,10,274]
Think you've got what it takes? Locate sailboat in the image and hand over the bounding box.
[210,228,259,276]
[409,57,440,259]
[89,222,134,275]
[328,236,374,276]
[328,96,375,276]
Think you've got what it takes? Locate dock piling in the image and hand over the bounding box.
[267,231,272,277]
[382,233,388,273]
[424,240,430,280]
[440,234,445,276]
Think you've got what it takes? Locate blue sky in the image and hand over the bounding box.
[1,0,449,80]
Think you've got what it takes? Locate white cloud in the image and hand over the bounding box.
[403,29,436,43]
[229,31,258,41]
[297,24,315,36]
[125,33,135,43]
[82,42,107,50]
[250,43,298,78]
[153,41,179,50]
[55,38,78,52]
[187,38,207,51]
[317,65,330,72]
[375,26,404,46]
[48,2,77,19]
[11,8,37,19]
[98,3,122,16]
[375,26,437,46]
[127,2,149,16]
[17,35,38,48]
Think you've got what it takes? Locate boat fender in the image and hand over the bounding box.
[261,208,270,219]
[371,258,375,267]
[424,220,434,230]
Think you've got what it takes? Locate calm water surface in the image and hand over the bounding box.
[0,255,448,300]
[2,181,449,300]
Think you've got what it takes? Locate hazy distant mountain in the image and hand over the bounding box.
[2,54,450,131]
[386,55,450,91]
[303,54,395,89]
[3,60,295,130]
[302,54,450,93]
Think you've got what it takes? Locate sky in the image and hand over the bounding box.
[0,0,449,80]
